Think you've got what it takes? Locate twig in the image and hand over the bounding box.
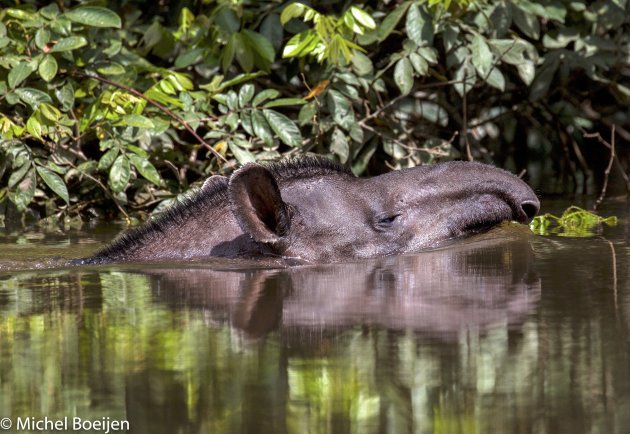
[607,240,618,313]
[584,125,618,210]
[462,58,473,161]
[72,71,234,169]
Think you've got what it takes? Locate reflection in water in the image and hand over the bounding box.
[0,223,629,434]
[147,232,540,340]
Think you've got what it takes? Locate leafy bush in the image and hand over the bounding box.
[0,0,628,223]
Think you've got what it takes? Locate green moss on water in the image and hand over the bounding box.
[529,206,618,237]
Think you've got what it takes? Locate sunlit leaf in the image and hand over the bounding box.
[98,148,120,171]
[109,154,131,193]
[129,154,161,186]
[350,6,376,29]
[394,58,414,95]
[280,3,307,25]
[471,34,493,78]
[38,55,58,82]
[50,36,88,52]
[65,7,122,28]
[26,116,43,139]
[239,83,255,107]
[8,62,34,89]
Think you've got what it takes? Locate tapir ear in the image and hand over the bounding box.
[228,163,290,244]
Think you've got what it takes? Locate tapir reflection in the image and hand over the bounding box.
[146,231,540,340]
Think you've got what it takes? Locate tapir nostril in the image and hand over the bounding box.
[520,200,540,221]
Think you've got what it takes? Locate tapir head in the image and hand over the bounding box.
[228,160,539,262]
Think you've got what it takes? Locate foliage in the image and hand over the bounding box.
[530,206,618,237]
[0,1,628,222]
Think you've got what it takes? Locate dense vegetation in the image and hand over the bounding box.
[0,0,628,224]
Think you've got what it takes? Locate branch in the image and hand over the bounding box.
[72,71,234,169]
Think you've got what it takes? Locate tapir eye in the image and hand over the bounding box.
[374,213,401,230]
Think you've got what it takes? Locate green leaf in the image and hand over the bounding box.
[35,29,51,49]
[8,62,34,89]
[39,103,61,121]
[65,7,122,28]
[11,168,36,211]
[129,154,161,186]
[50,36,88,52]
[96,62,126,75]
[239,83,255,107]
[351,51,373,75]
[471,34,493,78]
[55,83,75,112]
[127,145,149,158]
[26,116,42,139]
[15,88,53,109]
[409,52,428,76]
[38,55,58,82]
[378,2,411,42]
[327,89,354,130]
[228,141,256,164]
[262,109,303,147]
[215,7,240,34]
[109,154,131,193]
[406,4,433,46]
[280,3,307,25]
[453,59,477,96]
[217,71,266,91]
[222,34,236,71]
[8,162,31,188]
[350,6,376,29]
[298,101,318,126]
[517,60,536,85]
[98,148,120,171]
[252,89,280,106]
[261,13,283,51]
[121,114,155,129]
[394,58,414,95]
[485,67,506,91]
[331,128,350,163]
[262,98,307,108]
[282,30,321,58]
[175,47,204,69]
[251,110,274,146]
[233,33,254,72]
[512,4,540,39]
[225,112,239,131]
[40,4,59,20]
[36,166,69,204]
[242,30,275,63]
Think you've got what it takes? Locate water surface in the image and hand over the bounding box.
[0,198,628,434]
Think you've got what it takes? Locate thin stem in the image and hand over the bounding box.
[72,71,234,169]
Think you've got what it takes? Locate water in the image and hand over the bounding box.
[0,198,628,434]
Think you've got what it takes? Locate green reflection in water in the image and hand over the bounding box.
[0,211,628,434]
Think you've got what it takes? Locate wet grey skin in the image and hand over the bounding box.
[73,156,540,264]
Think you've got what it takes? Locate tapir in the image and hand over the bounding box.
[75,156,539,264]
